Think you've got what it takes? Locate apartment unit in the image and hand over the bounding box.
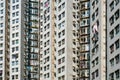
[40,0,80,80]
[90,0,106,80]
[9,0,40,80]
[107,0,120,80]
[79,0,90,80]
[0,0,10,80]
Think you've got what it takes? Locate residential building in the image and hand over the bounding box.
[10,0,40,80]
[39,0,80,80]
[1,0,120,80]
[90,0,106,80]
[0,0,10,80]
[107,0,120,80]
[79,0,90,80]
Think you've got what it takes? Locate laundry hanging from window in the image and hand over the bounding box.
[92,20,99,44]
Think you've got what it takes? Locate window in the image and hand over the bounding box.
[12,54,18,59]
[47,65,49,70]
[12,47,15,52]
[92,13,95,21]
[16,68,18,72]
[44,26,46,31]
[62,48,65,53]
[61,66,65,72]
[115,0,119,5]
[58,68,61,73]
[12,33,15,38]
[58,0,61,3]
[0,43,3,48]
[62,75,65,80]
[16,46,19,51]
[58,41,61,47]
[44,74,46,78]
[12,6,15,10]
[12,0,15,3]
[47,73,49,78]
[12,68,14,72]
[12,75,14,79]
[62,11,65,18]
[16,4,19,9]
[109,73,114,80]
[110,30,114,39]
[95,69,99,77]
[73,66,76,72]
[115,54,119,64]
[0,30,3,34]
[115,9,119,20]
[0,9,3,14]
[0,36,3,41]
[58,59,61,65]
[16,75,18,79]
[115,69,119,79]
[62,39,65,45]
[44,66,46,71]
[44,42,46,47]
[16,60,18,65]
[0,16,3,21]
[96,57,98,65]
[115,24,119,34]
[110,58,114,67]
[47,15,50,21]
[92,1,95,9]
[16,32,19,37]
[62,2,65,9]
[92,60,95,67]
[16,25,19,30]
[47,32,50,37]
[0,64,2,68]
[0,50,3,54]
[92,72,95,80]
[96,0,98,4]
[0,23,3,28]
[12,61,15,66]
[16,11,19,16]
[95,8,98,16]
[62,57,65,63]
[16,18,19,23]
[12,40,15,45]
[0,57,3,61]
[16,0,19,2]
[62,30,65,36]
[0,3,3,7]
[16,39,19,44]
[110,1,114,11]
[115,39,119,49]
[58,32,61,38]
[12,26,15,31]
[58,15,61,20]
[12,19,15,24]
[58,5,61,11]
[12,13,15,17]
[109,15,114,25]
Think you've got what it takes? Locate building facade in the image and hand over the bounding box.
[9,0,40,80]
[90,0,106,80]
[79,0,90,80]
[39,0,44,80]
[0,0,10,80]
[1,0,120,80]
[39,0,80,80]
[107,0,120,80]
